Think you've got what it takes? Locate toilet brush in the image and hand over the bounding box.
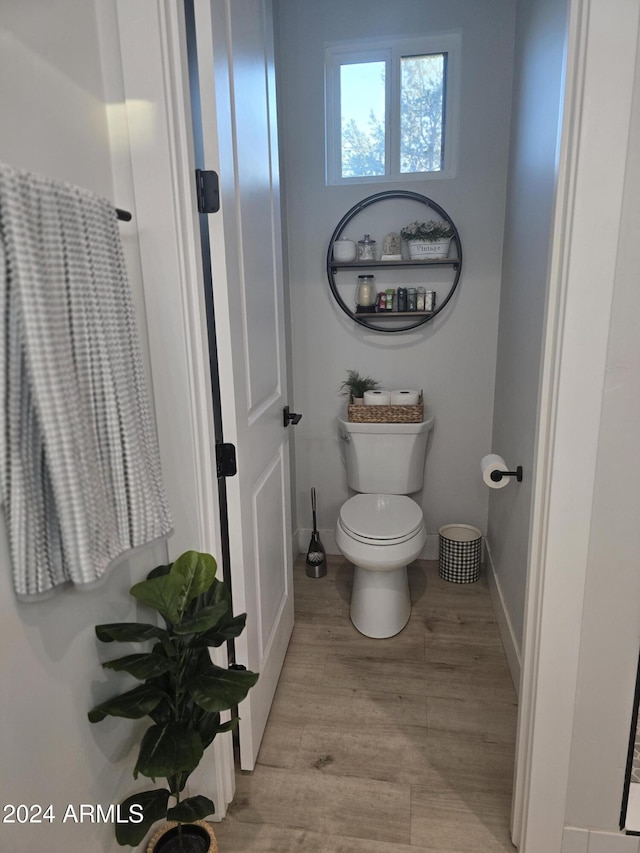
[306,487,326,578]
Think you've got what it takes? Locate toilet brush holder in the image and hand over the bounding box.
[306,487,326,578]
[306,559,326,579]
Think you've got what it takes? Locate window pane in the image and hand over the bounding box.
[400,53,445,173]
[340,61,386,178]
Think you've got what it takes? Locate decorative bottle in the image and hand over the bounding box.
[357,234,376,261]
[356,275,375,310]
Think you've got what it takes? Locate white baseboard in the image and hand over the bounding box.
[419,533,440,560]
[623,782,640,833]
[485,540,521,699]
[563,825,640,853]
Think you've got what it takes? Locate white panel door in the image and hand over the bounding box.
[191,0,295,770]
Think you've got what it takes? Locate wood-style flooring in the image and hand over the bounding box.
[212,556,518,852]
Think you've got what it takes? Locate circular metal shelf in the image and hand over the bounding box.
[326,190,463,333]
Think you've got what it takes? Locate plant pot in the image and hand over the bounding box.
[408,238,451,259]
[351,396,364,405]
[147,821,218,853]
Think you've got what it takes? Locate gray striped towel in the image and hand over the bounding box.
[0,162,173,599]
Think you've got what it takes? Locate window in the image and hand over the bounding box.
[325,33,460,185]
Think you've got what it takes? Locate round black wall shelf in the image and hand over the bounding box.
[327,190,463,333]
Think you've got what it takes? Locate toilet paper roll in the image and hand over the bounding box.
[364,390,391,405]
[389,389,420,406]
[481,454,510,489]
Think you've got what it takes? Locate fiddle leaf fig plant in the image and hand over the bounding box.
[88,550,258,848]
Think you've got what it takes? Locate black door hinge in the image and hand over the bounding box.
[196,169,220,214]
[216,442,237,478]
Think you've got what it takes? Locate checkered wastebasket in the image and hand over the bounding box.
[438,524,482,583]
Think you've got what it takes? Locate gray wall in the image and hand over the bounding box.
[487,0,569,654]
[275,0,515,555]
[0,3,167,851]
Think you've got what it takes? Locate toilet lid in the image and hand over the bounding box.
[339,494,424,543]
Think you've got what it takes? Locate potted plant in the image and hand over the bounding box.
[88,550,258,853]
[339,369,380,404]
[400,219,454,259]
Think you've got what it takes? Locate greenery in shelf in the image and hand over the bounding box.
[339,369,380,399]
[400,219,453,242]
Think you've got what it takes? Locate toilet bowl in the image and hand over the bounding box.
[336,416,433,639]
[336,493,427,638]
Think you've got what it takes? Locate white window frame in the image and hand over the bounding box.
[325,32,461,186]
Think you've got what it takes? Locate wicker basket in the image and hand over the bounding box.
[348,392,424,424]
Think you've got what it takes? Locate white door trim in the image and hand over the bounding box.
[512,0,640,850]
[114,0,236,816]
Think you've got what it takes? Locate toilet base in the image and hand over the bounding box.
[350,565,411,638]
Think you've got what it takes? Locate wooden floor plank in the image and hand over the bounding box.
[210,817,470,853]
[211,555,517,851]
[223,764,412,845]
[411,788,516,852]
[268,679,428,730]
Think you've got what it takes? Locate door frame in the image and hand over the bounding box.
[113,0,237,815]
[114,0,640,838]
[511,0,640,849]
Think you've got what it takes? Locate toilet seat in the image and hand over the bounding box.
[338,494,424,545]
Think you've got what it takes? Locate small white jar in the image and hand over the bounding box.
[333,239,357,262]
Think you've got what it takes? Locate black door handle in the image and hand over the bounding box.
[283,406,302,427]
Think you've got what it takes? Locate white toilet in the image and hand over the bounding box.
[335,416,434,638]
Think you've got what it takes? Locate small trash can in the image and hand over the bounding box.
[438,524,482,583]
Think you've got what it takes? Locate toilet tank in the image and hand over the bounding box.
[338,416,434,494]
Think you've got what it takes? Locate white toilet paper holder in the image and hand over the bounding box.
[490,465,523,483]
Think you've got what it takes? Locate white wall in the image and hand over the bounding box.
[0,3,167,851]
[275,0,515,555]
[487,0,569,659]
